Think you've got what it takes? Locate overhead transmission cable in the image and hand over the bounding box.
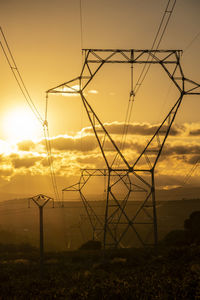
[79,0,84,52]
[44,94,60,202]
[0,27,60,202]
[182,158,200,186]
[79,0,85,152]
[133,0,177,96]
[183,30,200,54]
[0,27,43,125]
[117,0,177,164]
[178,30,200,185]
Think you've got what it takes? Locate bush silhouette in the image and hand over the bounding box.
[162,230,188,246]
[162,210,200,246]
[184,211,200,243]
[79,240,101,250]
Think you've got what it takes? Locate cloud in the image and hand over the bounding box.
[76,153,104,168]
[184,155,200,165]
[189,129,200,136]
[82,121,182,136]
[164,144,200,156]
[10,154,41,169]
[17,140,36,151]
[88,90,98,94]
[0,168,14,177]
[44,135,98,152]
[184,123,200,136]
[154,173,186,189]
[0,121,200,193]
[54,85,80,97]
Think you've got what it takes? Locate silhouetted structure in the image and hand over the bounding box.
[184,211,200,243]
[28,194,53,268]
[47,49,200,248]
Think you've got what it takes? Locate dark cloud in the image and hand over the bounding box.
[40,158,50,167]
[17,140,36,151]
[46,135,98,152]
[11,155,40,169]
[164,144,200,156]
[83,122,182,136]
[0,168,13,177]
[185,155,200,165]
[189,129,200,136]
[14,122,185,158]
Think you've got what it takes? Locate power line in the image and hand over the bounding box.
[133,0,177,96]
[117,0,177,162]
[183,31,200,54]
[0,27,60,202]
[182,158,200,186]
[43,125,60,202]
[0,27,44,125]
[175,29,200,185]
[79,0,84,51]
[44,94,60,203]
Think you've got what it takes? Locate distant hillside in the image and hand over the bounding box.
[0,192,32,202]
[0,185,199,203]
[156,186,200,201]
[0,194,199,251]
[81,186,200,202]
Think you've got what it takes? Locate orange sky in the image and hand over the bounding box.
[0,0,200,199]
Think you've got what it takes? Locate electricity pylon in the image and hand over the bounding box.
[28,194,53,268]
[47,49,200,248]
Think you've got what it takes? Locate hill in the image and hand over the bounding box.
[0,190,199,250]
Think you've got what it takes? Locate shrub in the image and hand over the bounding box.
[79,240,101,250]
[184,211,200,243]
[161,230,188,246]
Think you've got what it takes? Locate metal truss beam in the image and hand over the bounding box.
[48,49,200,248]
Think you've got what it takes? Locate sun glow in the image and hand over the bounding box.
[3,108,42,143]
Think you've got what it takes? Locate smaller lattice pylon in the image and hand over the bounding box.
[28,194,53,270]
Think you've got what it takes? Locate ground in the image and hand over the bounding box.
[0,244,200,299]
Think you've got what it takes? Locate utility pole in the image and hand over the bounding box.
[28,194,53,272]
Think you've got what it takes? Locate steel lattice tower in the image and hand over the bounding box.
[47,49,200,248]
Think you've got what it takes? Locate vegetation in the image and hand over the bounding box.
[184,211,200,243]
[79,240,102,250]
[0,211,200,298]
[162,210,200,246]
[0,242,199,299]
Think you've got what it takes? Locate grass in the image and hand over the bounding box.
[0,243,199,299]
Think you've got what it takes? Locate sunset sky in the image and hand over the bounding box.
[0,0,200,199]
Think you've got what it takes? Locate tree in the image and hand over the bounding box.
[184,211,200,243]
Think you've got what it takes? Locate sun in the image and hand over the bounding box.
[3,108,42,143]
